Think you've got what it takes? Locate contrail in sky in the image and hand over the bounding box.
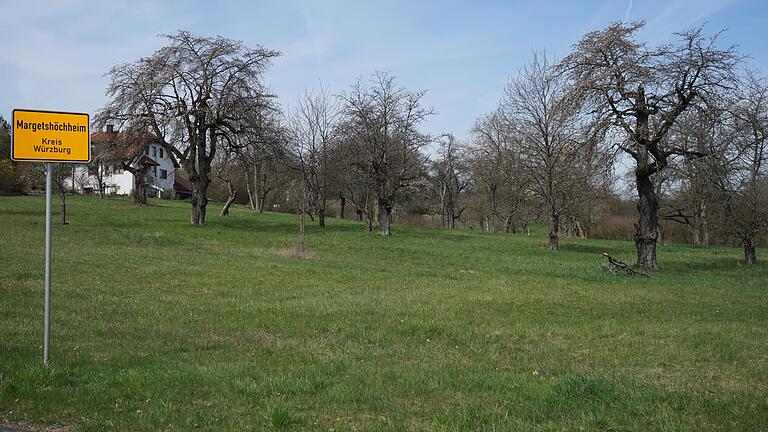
[624,0,633,21]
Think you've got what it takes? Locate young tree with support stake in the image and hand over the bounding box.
[560,22,741,268]
[97,31,280,225]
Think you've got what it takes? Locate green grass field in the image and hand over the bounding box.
[1,195,767,431]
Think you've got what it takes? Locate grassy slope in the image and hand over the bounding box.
[0,195,766,431]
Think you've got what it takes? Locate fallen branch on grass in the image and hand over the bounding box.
[601,253,651,277]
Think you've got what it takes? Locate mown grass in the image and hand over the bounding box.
[0,195,766,431]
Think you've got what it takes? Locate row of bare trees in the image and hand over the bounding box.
[93,24,765,267]
[464,22,765,267]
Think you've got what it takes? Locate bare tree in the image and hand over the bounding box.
[469,110,531,233]
[704,72,768,264]
[237,108,288,213]
[560,22,740,268]
[287,86,340,227]
[503,52,613,250]
[72,164,91,194]
[339,72,433,235]
[51,164,70,224]
[664,107,726,245]
[431,134,469,229]
[336,136,376,231]
[97,31,280,225]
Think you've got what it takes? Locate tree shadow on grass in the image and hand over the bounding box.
[660,255,749,273]
[209,214,370,234]
[0,208,42,217]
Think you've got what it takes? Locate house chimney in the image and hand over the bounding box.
[106,124,114,133]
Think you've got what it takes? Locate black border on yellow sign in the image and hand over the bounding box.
[11,108,91,163]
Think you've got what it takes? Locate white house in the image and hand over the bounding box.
[69,126,192,199]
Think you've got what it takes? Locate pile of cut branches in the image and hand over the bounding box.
[600,253,651,277]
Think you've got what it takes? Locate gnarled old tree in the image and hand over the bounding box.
[339,72,433,235]
[560,22,740,268]
[288,86,340,227]
[97,31,280,225]
[503,52,612,250]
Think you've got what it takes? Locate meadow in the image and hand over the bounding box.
[1,195,766,431]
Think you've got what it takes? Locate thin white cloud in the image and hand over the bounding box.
[624,0,633,21]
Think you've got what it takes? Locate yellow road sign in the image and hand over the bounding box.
[12,109,90,163]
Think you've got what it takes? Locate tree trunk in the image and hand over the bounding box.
[365,213,373,231]
[257,189,269,213]
[379,205,391,236]
[59,194,67,225]
[298,198,306,253]
[132,168,147,206]
[98,176,105,199]
[446,211,455,229]
[316,194,327,227]
[575,220,586,239]
[219,183,236,217]
[244,170,256,211]
[743,237,757,265]
[504,215,514,234]
[190,174,209,225]
[548,212,559,251]
[693,201,709,246]
[635,173,659,269]
[484,215,492,233]
[339,194,346,219]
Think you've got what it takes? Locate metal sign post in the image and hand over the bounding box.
[44,162,52,365]
[11,108,91,366]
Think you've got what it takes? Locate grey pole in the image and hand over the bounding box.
[44,162,52,366]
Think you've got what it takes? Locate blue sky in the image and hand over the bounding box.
[1,0,765,141]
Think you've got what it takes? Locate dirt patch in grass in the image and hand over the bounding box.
[277,248,316,259]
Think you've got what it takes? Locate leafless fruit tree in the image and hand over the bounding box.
[97,31,280,225]
[559,22,740,268]
[338,72,433,236]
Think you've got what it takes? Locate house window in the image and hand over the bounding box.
[113,164,123,174]
[144,147,149,155]
[153,166,158,177]
[152,146,157,157]
[160,169,168,180]
[159,148,164,158]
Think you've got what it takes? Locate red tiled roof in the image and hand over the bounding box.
[174,176,193,193]
[138,155,159,166]
[91,131,119,142]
